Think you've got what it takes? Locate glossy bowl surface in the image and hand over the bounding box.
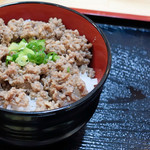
[0,1,111,146]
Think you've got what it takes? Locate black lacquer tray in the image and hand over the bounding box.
[0,16,150,150]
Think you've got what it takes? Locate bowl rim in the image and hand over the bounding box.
[0,1,111,115]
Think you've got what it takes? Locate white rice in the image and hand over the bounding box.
[23,19,31,25]
[80,72,98,92]
[6,96,37,111]
[1,73,98,111]
[26,96,37,111]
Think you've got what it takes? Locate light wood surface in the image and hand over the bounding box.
[0,0,150,18]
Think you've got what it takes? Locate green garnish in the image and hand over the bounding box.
[6,56,13,65]
[47,52,60,61]
[15,55,28,66]
[67,66,70,73]
[6,39,59,66]
[27,39,46,51]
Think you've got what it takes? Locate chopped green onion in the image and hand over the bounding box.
[15,55,28,66]
[18,39,27,50]
[53,55,59,61]
[6,56,13,65]
[6,56,13,61]
[47,52,59,61]
[35,51,46,65]
[6,39,59,66]
[8,42,19,51]
[27,39,45,51]
[12,53,19,61]
[27,53,35,63]
[21,47,35,55]
[67,67,70,73]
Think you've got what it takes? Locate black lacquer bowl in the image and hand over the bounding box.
[0,1,111,146]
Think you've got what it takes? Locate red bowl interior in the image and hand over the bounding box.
[0,2,108,82]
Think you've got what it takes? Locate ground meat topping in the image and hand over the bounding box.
[0,18,95,111]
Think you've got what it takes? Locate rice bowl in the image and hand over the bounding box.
[0,2,111,146]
